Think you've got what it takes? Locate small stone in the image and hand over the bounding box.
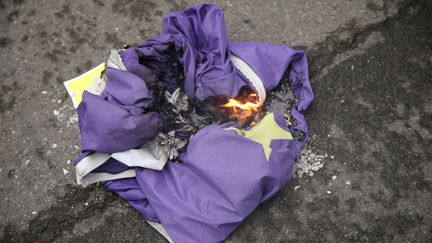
[66,160,71,165]
[345,180,351,185]
[331,175,337,180]
[330,155,334,159]
[327,191,332,194]
[52,144,57,148]
[294,185,301,191]
[84,202,89,206]
[42,90,48,94]
[32,211,37,215]
[7,169,15,178]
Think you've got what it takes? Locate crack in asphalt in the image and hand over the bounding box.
[306,0,417,80]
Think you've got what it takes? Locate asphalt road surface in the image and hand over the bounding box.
[0,0,431,242]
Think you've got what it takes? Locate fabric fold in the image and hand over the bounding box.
[77,92,162,154]
[72,3,314,243]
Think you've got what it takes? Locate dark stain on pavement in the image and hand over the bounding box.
[0,82,18,114]
[111,0,157,20]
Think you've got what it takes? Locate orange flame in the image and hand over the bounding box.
[222,93,259,111]
[220,93,261,127]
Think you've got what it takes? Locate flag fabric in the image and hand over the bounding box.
[72,4,314,242]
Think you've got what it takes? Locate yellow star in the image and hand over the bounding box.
[226,113,293,161]
[64,63,105,108]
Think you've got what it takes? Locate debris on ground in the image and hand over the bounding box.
[295,148,327,177]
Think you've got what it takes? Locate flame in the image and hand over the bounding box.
[222,94,259,111]
[220,93,261,127]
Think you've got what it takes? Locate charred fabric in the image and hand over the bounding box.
[70,3,314,243]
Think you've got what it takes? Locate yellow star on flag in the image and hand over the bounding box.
[63,63,105,108]
[226,113,293,161]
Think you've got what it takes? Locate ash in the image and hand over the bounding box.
[264,71,297,116]
[294,148,327,177]
[189,69,299,129]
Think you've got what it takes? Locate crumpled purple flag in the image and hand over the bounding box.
[75,3,314,242]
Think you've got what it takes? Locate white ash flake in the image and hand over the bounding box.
[68,113,78,125]
[63,168,69,175]
[53,105,78,127]
[345,180,351,185]
[294,185,301,191]
[332,175,337,180]
[294,148,328,177]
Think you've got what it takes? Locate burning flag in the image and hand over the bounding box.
[221,91,261,127]
[69,3,314,243]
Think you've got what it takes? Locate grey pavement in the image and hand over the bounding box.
[0,0,431,242]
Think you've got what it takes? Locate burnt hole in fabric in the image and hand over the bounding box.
[293,129,305,142]
[192,66,299,130]
[138,46,180,123]
[197,86,259,125]
[265,68,298,127]
[139,44,184,96]
[134,44,213,137]
[131,43,300,139]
